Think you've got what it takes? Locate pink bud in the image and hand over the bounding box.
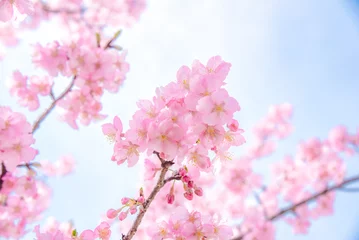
[166,193,175,204]
[106,209,118,219]
[129,206,137,215]
[178,168,187,176]
[121,197,130,205]
[187,180,194,188]
[227,119,239,132]
[118,211,128,221]
[137,196,145,204]
[194,187,203,196]
[184,191,193,200]
[182,175,191,183]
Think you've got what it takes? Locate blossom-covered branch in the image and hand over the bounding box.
[232,174,359,240]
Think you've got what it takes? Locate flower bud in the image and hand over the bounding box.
[166,193,175,204]
[182,175,191,183]
[118,211,128,221]
[184,191,193,200]
[121,197,130,205]
[194,187,203,196]
[137,196,145,204]
[106,209,118,219]
[129,206,137,215]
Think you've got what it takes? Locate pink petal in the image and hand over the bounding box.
[0,1,14,22]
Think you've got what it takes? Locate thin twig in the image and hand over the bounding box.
[104,30,122,49]
[42,3,82,14]
[253,191,268,219]
[231,174,359,240]
[122,160,174,240]
[50,89,56,101]
[32,76,76,134]
[164,174,182,184]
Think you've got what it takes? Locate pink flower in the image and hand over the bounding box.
[187,146,211,170]
[144,158,160,180]
[202,222,233,239]
[328,125,349,152]
[29,75,53,96]
[8,70,27,96]
[147,119,184,159]
[197,89,240,125]
[176,65,191,90]
[0,0,33,22]
[113,140,140,167]
[102,116,123,143]
[94,222,111,240]
[1,133,37,172]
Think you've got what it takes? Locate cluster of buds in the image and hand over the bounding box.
[166,166,203,204]
[106,188,145,221]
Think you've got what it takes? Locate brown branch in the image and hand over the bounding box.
[0,163,6,191]
[50,89,56,101]
[32,76,76,134]
[41,3,82,14]
[104,30,122,49]
[122,160,174,240]
[164,174,182,184]
[153,151,165,163]
[231,174,359,240]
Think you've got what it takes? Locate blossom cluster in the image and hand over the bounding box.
[0,106,37,172]
[0,153,75,238]
[34,221,112,240]
[0,0,146,61]
[8,33,130,129]
[0,0,146,26]
[122,104,359,240]
[147,206,233,240]
[103,56,245,170]
[0,169,52,238]
[40,155,75,177]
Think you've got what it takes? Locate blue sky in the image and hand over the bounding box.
[1,0,359,239]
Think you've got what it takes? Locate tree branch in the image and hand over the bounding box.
[164,174,182,184]
[122,160,174,240]
[231,174,359,240]
[31,76,76,134]
[0,163,6,191]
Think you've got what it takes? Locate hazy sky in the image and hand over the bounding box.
[1,0,359,239]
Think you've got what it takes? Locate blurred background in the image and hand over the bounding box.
[1,0,359,239]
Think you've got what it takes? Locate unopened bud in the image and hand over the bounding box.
[194,187,203,196]
[137,196,145,204]
[182,175,191,183]
[166,193,175,204]
[106,209,118,219]
[118,211,128,221]
[184,191,193,200]
[121,197,130,205]
[129,206,137,215]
